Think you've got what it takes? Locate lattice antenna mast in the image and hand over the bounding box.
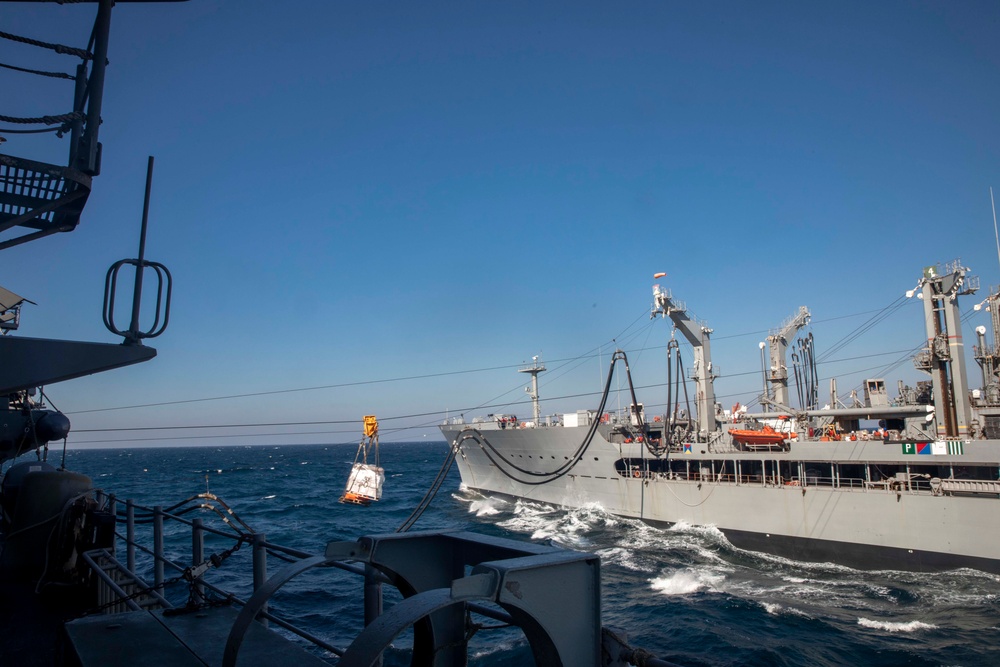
[519,356,547,425]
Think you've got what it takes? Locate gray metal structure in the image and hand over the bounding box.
[766,306,811,409]
[917,261,978,439]
[225,531,602,667]
[519,356,547,425]
[443,262,1000,574]
[651,284,718,436]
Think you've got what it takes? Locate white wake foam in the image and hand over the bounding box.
[492,500,612,548]
[468,497,506,517]
[759,601,811,618]
[595,546,657,573]
[650,568,724,595]
[857,618,937,633]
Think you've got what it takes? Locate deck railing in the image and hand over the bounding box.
[81,492,666,667]
[88,493,360,658]
[612,468,959,496]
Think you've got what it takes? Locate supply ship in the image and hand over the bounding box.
[441,265,1000,573]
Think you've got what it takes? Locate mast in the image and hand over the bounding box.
[912,261,979,438]
[972,287,1000,405]
[519,357,546,425]
[975,325,991,392]
[651,280,718,436]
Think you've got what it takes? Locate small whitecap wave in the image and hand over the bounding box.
[759,601,811,618]
[857,618,937,633]
[469,497,506,517]
[664,522,731,550]
[262,494,276,500]
[650,569,724,596]
[736,545,858,575]
[725,578,819,600]
[595,546,656,573]
[497,501,613,547]
[654,522,734,564]
[451,488,489,504]
[470,636,526,659]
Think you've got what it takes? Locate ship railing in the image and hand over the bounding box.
[624,470,943,496]
[84,496,514,656]
[930,478,1000,496]
[85,494,352,658]
[775,475,938,493]
[837,477,868,491]
[84,493,667,667]
[862,474,935,494]
[82,547,169,614]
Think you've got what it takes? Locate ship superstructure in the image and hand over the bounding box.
[441,261,1000,573]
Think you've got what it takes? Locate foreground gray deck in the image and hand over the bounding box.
[63,605,332,667]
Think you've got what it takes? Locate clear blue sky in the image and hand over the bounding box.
[3,0,1000,447]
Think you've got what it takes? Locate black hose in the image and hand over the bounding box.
[664,341,675,448]
[678,353,692,432]
[396,445,457,532]
[455,350,670,486]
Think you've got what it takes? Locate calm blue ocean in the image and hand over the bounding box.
[61,442,1000,667]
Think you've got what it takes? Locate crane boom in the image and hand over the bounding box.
[766,306,811,408]
[652,284,718,436]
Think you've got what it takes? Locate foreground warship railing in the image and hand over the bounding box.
[77,492,676,667]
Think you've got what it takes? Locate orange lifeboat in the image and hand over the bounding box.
[729,424,794,446]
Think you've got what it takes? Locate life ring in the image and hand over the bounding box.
[633,470,641,478]
[785,480,800,486]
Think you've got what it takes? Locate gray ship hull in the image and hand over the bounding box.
[441,422,1000,574]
